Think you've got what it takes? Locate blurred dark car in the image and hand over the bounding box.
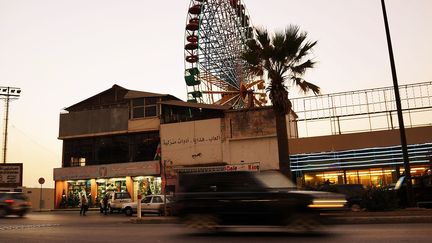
[0,192,32,217]
[318,184,365,211]
[395,174,432,208]
[174,170,347,232]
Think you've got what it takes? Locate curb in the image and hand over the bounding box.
[332,216,432,224]
[128,215,432,225]
[130,217,178,224]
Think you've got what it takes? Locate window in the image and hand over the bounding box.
[70,157,86,167]
[131,97,159,119]
[142,196,152,203]
[130,132,159,162]
[152,196,163,203]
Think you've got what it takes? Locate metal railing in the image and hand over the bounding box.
[290,81,432,137]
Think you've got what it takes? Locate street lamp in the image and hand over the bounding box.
[0,86,21,164]
[380,0,413,206]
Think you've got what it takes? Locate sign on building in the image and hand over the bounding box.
[174,162,260,174]
[53,161,160,180]
[0,163,23,188]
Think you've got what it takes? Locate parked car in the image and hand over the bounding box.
[122,195,173,216]
[104,191,132,213]
[174,171,347,232]
[0,192,32,217]
[394,174,432,208]
[318,184,366,211]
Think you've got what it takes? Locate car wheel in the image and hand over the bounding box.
[286,213,323,233]
[183,214,219,233]
[350,203,361,212]
[108,205,114,214]
[124,207,133,216]
[0,208,6,218]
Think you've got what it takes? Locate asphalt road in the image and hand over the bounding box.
[0,211,431,243]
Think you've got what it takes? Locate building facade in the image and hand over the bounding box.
[54,82,432,208]
[288,81,432,188]
[54,85,179,208]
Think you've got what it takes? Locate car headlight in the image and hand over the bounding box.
[308,199,347,208]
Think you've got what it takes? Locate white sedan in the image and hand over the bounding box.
[122,195,172,216]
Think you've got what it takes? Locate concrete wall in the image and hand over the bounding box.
[128,117,160,132]
[225,108,276,139]
[289,126,432,154]
[59,107,129,138]
[223,107,297,140]
[224,136,279,171]
[160,118,224,166]
[160,108,298,171]
[22,187,55,211]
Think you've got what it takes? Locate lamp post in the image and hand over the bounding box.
[380,0,413,206]
[0,86,21,164]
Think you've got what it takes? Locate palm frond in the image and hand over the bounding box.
[295,40,317,62]
[290,59,315,75]
[242,25,321,107]
[291,77,321,95]
[255,27,271,50]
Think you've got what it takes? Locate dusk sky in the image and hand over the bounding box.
[1,0,431,188]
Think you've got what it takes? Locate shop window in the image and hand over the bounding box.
[131,97,159,119]
[66,180,91,208]
[96,179,108,203]
[106,178,127,192]
[133,176,161,200]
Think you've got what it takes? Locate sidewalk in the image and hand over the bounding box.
[130,208,432,225]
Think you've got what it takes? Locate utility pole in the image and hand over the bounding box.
[380,0,413,206]
[0,86,21,163]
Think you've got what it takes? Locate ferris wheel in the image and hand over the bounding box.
[184,0,267,109]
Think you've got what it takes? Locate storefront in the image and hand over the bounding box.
[302,165,429,188]
[53,161,160,208]
[291,143,432,189]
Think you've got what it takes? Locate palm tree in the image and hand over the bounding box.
[242,25,320,178]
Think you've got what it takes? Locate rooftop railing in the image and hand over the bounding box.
[290,81,432,137]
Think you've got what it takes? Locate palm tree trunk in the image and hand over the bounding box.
[275,112,291,178]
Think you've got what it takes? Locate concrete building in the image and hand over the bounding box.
[53,82,432,208]
[288,81,432,187]
[54,85,179,208]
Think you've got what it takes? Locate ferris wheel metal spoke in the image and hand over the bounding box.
[184,0,267,108]
[203,90,242,94]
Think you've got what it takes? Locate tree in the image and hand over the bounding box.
[242,25,320,178]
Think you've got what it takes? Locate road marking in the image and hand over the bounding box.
[0,224,61,231]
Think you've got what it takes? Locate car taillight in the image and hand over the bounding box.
[4,199,15,204]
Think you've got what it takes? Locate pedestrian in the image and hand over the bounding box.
[80,193,88,216]
[102,194,109,215]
